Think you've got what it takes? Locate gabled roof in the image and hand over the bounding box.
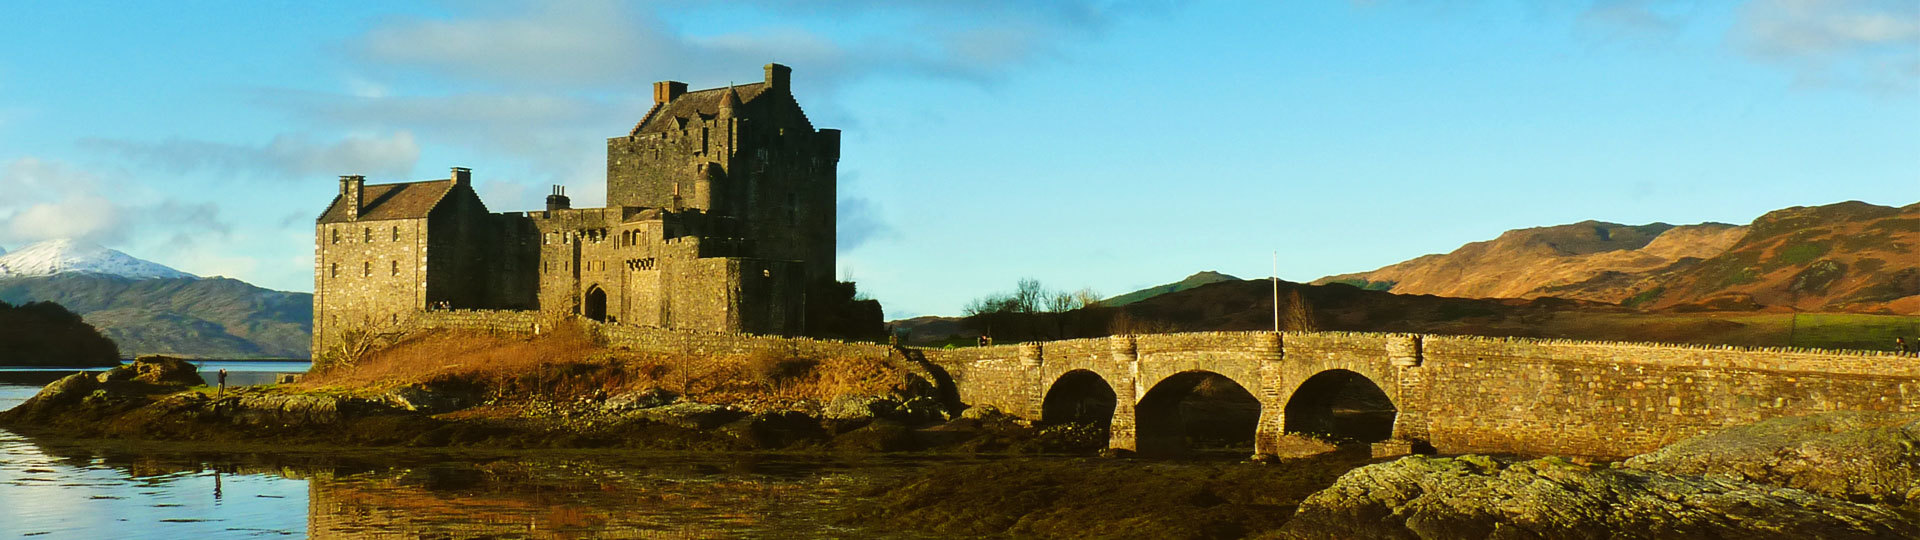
[630,83,769,136]
[317,180,455,223]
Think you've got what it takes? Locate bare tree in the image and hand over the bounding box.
[1283,289,1317,332]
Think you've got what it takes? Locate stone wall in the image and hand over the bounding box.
[410,309,890,362]
[312,217,429,355]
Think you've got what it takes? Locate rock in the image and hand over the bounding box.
[215,393,378,426]
[1274,455,1920,540]
[824,395,899,421]
[0,372,101,422]
[629,402,743,431]
[603,388,678,412]
[99,356,203,387]
[383,384,471,414]
[958,404,1002,421]
[722,410,828,449]
[897,396,951,424]
[1624,411,1920,509]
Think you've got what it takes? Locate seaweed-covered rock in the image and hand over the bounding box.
[1273,455,1919,540]
[1624,411,1920,509]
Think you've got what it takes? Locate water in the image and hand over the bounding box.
[0,362,957,539]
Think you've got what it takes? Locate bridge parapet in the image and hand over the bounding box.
[1423,335,1918,377]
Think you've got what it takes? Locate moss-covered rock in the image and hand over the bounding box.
[1271,455,1917,539]
[1623,411,1920,509]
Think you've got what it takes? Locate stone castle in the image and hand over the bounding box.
[313,64,858,355]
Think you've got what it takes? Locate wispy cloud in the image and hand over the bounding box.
[1735,0,1920,90]
[78,131,419,180]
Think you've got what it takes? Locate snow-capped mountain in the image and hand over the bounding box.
[0,239,195,280]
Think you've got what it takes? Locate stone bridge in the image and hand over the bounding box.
[921,331,1920,459]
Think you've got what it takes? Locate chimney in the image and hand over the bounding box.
[339,175,365,221]
[450,167,471,186]
[764,63,790,91]
[546,185,571,212]
[652,80,687,105]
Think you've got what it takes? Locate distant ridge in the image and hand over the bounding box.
[0,238,310,358]
[1103,271,1242,307]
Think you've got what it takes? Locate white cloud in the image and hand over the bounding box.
[79,131,420,179]
[0,157,234,250]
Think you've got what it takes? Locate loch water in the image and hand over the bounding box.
[0,362,953,539]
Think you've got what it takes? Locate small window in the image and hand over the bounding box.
[392,226,400,241]
[363,261,371,277]
[329,263,337,278]
[331,229,339,244]
[364,228,372,242]
[391,260,399,276]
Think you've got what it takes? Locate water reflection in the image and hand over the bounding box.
[0,429,950,539]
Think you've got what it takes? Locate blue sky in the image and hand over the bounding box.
[0,1,1915,318]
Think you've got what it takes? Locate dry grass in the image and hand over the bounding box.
[299,322,914,410]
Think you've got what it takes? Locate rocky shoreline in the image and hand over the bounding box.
[0,356,1097,454]
[5,356,1918,539]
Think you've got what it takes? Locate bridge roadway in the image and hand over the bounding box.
[919,331,1920,459]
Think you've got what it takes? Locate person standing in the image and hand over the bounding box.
[217,368,228,395]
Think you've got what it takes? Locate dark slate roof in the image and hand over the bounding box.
[317,180,455,223]
[630,83,768,136]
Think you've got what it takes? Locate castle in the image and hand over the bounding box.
[313,64,854,356]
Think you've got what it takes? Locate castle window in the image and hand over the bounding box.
[364,228,372,242]
[330,263,337,278]
[331,229,339,244]
[392,226,400,241]
[391,260,399,276]
[363,261,371,277]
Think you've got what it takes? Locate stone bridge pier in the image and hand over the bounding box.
[921,330,1920,459]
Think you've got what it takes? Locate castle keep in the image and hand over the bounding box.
[314,64,841,355]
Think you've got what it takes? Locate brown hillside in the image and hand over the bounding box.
[1635,201,1920,312]
[1316,221,1745,301]
[1316,201,1919,314]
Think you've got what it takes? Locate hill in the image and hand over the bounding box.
[1316,201,1918,314]
[0,300,120,366]
[0,274,312,359]
[1101,271,1242,306]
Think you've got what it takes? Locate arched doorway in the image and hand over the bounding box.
[583,286,608,322]
[1282,369,1396,443]
[1134,371,1261,456]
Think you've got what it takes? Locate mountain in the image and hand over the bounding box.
[0,239,312,359]
[0,239,195,280]
[1316,201,1919,313]
[1102,271,1243,306]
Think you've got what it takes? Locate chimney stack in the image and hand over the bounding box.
[652,81,687,105]
[340,175,365,221]
[546,185,571,212]
[450,167,470,186]
[764,63,790,92]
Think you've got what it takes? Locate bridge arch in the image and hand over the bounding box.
[1282,369,1396,443]
[1041,369,1118,427]
[1134,370,1262,455]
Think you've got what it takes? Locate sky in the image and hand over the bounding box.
[0,0,1915,319]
